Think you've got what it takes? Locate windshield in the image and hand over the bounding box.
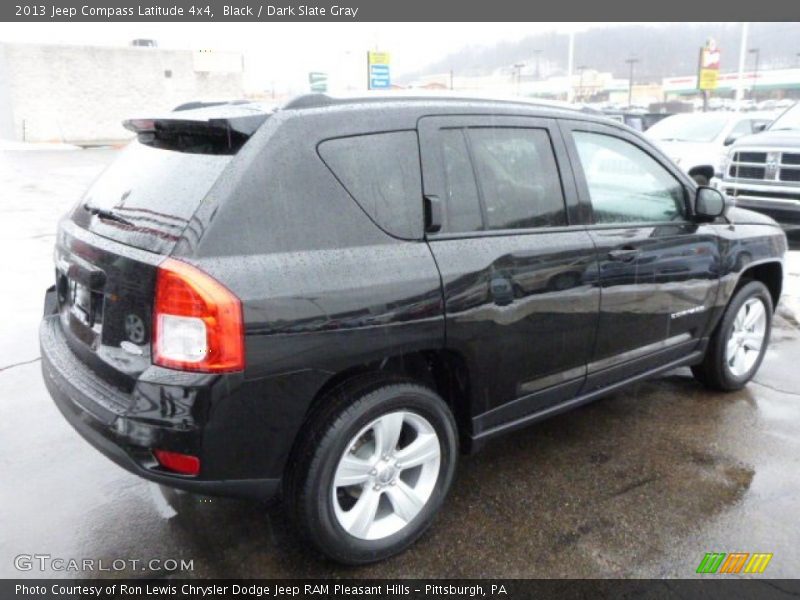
[769,102,800,131]
[646,113,730,142]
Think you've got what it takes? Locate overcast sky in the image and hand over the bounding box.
[0,22,618,92]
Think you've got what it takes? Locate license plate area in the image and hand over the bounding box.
[68,279,102,328]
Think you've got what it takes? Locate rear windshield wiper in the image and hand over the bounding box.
[82,203,135,227]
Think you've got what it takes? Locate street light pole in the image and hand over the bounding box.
[577,65,587,102]
[625,58,639,107]
[566,31,575,103]
[735,23,749,111]
[533,49,542,79]
[749,48,760,100]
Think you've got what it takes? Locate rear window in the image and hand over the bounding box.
[318,131,423,239]
[76,141,232,254]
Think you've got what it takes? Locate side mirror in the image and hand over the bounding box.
[724,132,743,146]
[694,186,726,220]
[753,122,768,133]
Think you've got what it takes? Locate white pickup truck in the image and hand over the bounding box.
[714,102,800,232]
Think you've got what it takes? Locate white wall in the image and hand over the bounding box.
[0,43,244,143]
[0,44,15,140]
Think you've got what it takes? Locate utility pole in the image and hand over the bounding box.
[749,47,760,100]
[625,57,639,107]
[735,22,749,111]
[449,69,454,90]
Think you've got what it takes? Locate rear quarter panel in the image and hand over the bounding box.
[174,106,446,387]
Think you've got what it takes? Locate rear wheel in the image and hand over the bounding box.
[692,280,772,391]
[285,377,458,564]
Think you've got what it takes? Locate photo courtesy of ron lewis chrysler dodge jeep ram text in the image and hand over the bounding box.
[40,94,786,564]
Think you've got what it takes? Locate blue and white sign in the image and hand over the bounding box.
[369,65,391,89]
[367,51,391,90]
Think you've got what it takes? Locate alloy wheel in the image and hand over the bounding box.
[331,411,441,540]
[726,297,767,378]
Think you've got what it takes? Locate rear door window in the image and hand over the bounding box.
[439,128,483,232]
[318,131,423,239]
[466,127,567,230]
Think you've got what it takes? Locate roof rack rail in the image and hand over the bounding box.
[280,92,606,116]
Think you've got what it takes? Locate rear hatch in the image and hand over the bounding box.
[52,104,268,388]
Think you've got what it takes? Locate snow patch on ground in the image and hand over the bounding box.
[0,140,80,151]
[781,251,800,325]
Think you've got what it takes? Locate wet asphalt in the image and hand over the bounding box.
[1,147,799,579]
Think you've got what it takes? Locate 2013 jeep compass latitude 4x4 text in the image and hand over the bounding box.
[41,94,786,564]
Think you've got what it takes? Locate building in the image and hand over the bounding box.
[0,42,244,143]
[663,68,800,100]
[408,69,660,106]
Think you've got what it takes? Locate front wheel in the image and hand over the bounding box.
[285,378,458,564]
[692,280,772,391]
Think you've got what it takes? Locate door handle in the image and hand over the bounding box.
[490,277,514,306]
[608,247,640,262]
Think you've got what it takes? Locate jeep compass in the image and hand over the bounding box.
[41,94,786,564]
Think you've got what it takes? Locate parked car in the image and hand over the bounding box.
[172,99,252,111]
[40,94,786,565]
[716,102,800,232]
[645,111,775,185]
[601,109,671,132]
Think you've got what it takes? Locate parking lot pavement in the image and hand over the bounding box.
[1,147,799,578]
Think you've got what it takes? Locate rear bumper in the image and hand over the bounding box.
[40,313,281,500]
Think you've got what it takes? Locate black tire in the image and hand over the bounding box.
[692,280,772,391]
[692,173,710,186]
[284,375,458,564]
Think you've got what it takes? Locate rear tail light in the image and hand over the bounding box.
[153,449,200,476]
[153,258,244,373]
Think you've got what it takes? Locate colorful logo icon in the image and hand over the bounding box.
[696,552,773,574]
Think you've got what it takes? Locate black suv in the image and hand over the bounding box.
[41,94,786,564]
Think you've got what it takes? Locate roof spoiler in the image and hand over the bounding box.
[123,113,268,154]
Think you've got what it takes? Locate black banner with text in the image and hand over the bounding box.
[0,0,789,22]
[5,579,800,600]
